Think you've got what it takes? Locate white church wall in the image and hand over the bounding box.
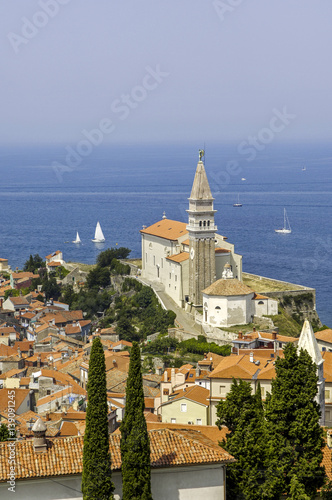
[254,298,278,317]
[141,233,175,282]
[227,294,253,326]
[215,254,231,279]
[203,293,254,328]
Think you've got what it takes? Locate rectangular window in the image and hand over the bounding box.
[153,256,155,265]
[322,347,326,351]
[163,389,169,395]
[169,273,171,279]
[161,258,163,268]
[181,403,187,412]
[171,418,176,424]
[145,253,147,262]
[260,387,265,398]
[175,275,177,282]
[325,390,331,400]
[196,419,202,425]
[219,385,226,395]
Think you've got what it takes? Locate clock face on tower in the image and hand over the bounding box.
[190,247,195,260]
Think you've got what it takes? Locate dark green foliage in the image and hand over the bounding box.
[135,287,155,309]
[71,289,113,318]
[82,337,114,500]
[122,278,143,293]
[86,266,111,289]
[216,379,267,500]
[120,342,152,500]
[179,338,231,357]
[4,289,20,300]
[264,343,325,499]
[23,253,45,273]
[0,423,10,442]
[41,274,61,300]
[110,258,130,275]
[116,316,140,342]
[97,247,131,267]
[289,475,311,500]
[143,336,179,355]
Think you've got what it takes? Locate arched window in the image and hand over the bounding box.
[215,306,221,310]
[207,220,210,227]
[203,221,206,227]
[199,221,202,227]
[258,301,264,305]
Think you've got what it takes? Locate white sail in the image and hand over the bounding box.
[275,209,291,234]
[92,222,105,242]
[233,194,242,207]
[73,232,81,244]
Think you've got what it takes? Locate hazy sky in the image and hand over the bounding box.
[1,0,332,145]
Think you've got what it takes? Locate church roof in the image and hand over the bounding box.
[297,319,324,366]
[166,252,189,263]
[140,219,188,241]
[189,161,214,200]
[202,279,254,297]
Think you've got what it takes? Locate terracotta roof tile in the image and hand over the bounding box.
[166,252,189,263]
[0,428,234,481]
[316,329,332,343]
[203,278,254,297]
[165,385,210,407]
[140,219,188,241]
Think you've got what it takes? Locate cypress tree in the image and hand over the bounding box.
[82,337,114,500]
[120,342,152,500]
[264,343,325,499]
[216,379,267,500]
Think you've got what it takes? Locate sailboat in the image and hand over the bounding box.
[72,232,81,244]
[233,194,242,207]
[92,221,105,242]
[275,209,291,234]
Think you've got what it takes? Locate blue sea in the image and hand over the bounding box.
[0,142,331,326]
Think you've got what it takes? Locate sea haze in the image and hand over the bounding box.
[0,142,331,326]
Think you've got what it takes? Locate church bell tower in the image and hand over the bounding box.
[187,150,217,306]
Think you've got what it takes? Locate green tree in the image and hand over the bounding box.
[82,337,114,500]
[97,247,131,268]
[120,342,152,500]
[41,275,61,300]
[289,475,310,500]
[86,266,111,289]
[264,343,325,499]
[23,254,45,273]
[216,379,267,499]
[0,423,9,442]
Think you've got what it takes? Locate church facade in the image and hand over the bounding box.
[140,154,242,309]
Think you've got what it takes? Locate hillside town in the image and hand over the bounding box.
[0,156,331,499]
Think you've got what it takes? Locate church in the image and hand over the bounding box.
[140,151,277,327]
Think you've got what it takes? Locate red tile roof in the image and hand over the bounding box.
[140,219,188,241]
[0,429,234,481]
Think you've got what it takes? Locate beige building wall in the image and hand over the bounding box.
[161,399,209,425]
[203,293,254,327]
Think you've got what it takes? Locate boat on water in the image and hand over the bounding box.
[72,232,81,244]
[275,208,291,234]
[233,194,242,207]
[241,177,246,181]
[302,166,306,171]
[92,222,105,243]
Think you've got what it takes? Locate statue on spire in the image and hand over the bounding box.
[199,149,205,162]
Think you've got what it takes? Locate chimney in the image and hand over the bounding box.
[171,368,175,387]
[249,352,254,363]
[253,327,256,333]
[29,348,33,357]
[163,370,168,382]
[196,366,200,377]
[238,331,243,340]
[75,350,78,358]
[32,418,47,452]
[272,331,277,340]
[37,355,41,368]
[327,430,332,448]
[45,413,50,421]
[17,347,22,359]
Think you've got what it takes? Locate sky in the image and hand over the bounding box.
[1,0,332,145]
